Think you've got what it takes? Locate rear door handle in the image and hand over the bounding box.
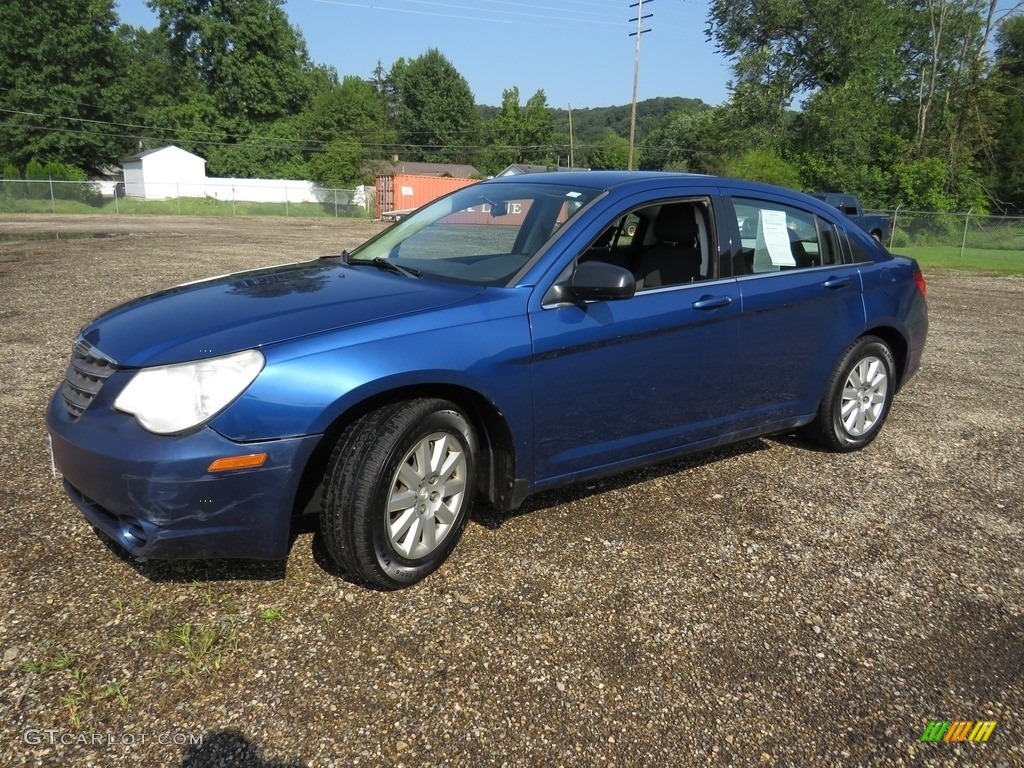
[691,295,733,310]
[822,276,852,289]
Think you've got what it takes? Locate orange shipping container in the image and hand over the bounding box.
[375,174,478,218]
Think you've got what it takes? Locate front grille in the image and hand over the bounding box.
[60,339,118,420]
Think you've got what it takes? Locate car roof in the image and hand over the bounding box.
[481,170,704,192]
[480,170,822,203]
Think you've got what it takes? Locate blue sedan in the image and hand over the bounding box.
[46,172,928,588]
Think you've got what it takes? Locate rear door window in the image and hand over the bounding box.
[731,198,842,275]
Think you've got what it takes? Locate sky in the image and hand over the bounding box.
[114,0,734,110]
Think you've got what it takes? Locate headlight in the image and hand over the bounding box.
[114,350,264,434]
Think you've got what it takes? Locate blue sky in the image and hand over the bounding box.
[115,0,734,109]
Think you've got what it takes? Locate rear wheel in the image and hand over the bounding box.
[320,399,477,589]
[804,336,896,452]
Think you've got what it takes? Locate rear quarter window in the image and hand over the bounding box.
[843,230,877,264]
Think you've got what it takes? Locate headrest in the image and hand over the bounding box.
[653,204,698,244]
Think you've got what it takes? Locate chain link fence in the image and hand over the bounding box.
[871,208,1024,257]
[4,178,1022,257]
[0,178,375,218]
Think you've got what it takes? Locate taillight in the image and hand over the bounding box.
[913,268,927,298]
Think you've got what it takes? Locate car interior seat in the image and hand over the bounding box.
[634,204,703,289]
[579,223,633,272]
[788,228,817,268]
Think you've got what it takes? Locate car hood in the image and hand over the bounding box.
[77,260,484,367]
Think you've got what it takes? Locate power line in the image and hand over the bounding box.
[311,0,622,29]
[0,104,501,146]
[474,0,623,20]
[1,118,695,158]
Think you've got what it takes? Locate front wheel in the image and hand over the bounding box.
[320,399,478,589]
[804,336,896,452]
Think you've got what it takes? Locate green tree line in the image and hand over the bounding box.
[1,0,1021,212]
[699,0,1024,213]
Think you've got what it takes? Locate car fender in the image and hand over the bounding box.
[209,288,537,473]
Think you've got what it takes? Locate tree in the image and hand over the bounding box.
[482,87,556,174]
[370,58,402,124]
[790,84,900,204]
[901,0,1005,210]
[303,75,391,186]
[392,49,480,164]
[705,0,1012,208]
[228,116,311,180]
[707,0,911,101]
[521,90,556,163]
[639,108,708,171]
[482,87,523,173]
[144,0,316,175]
[0,0,131,172]
[113,26,179,117]
[148,0,314,123]
[706,0,912,171]
[586,133,630,170]
[549,97,707,151]
[987,14,1024,211]
[722,148,802,188]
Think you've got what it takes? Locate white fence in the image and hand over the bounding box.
[132,178,369,206]
[0,178,374,217]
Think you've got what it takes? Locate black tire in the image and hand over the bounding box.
[320,399,477,589]
[804,336,896,452]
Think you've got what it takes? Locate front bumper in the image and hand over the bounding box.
[46,393,320,561]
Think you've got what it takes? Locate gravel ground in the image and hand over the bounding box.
[0,215,1021,767]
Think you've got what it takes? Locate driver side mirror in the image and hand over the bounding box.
[567,260,636,301]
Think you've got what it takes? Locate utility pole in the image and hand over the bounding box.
[568,103,575,169]
[627,0,652,171]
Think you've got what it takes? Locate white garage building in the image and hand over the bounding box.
[121,146,207,200]
[119,145,335,204]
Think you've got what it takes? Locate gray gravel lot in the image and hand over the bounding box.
[0,215,1021,767]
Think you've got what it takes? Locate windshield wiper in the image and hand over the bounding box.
[319,249,350,262]
[341,255,422,278]
[368,257,422,278]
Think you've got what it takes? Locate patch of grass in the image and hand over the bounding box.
[0,197,102,214]
[260,606,283,622]
[16,590,302,730]
[176,623,218,666]
[1,194,370,218]
[894,246,1024,275]
[149,632,172,656]
[222,596,239,616]
[99,680,129,708]
[19,642,76,674]
[135,595,162,623]
[168,614,239,676]
[60,668,92,728]
[20,643,114,728]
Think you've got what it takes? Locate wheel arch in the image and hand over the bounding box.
[291,383,520,522]
[862,325,909,390]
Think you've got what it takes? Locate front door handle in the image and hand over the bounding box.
[822,276,852,289]
[691,295,733,310]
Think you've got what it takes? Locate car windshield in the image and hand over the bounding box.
[349,181,601,285]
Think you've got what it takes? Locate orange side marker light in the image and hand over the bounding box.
[208,453,268,472]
